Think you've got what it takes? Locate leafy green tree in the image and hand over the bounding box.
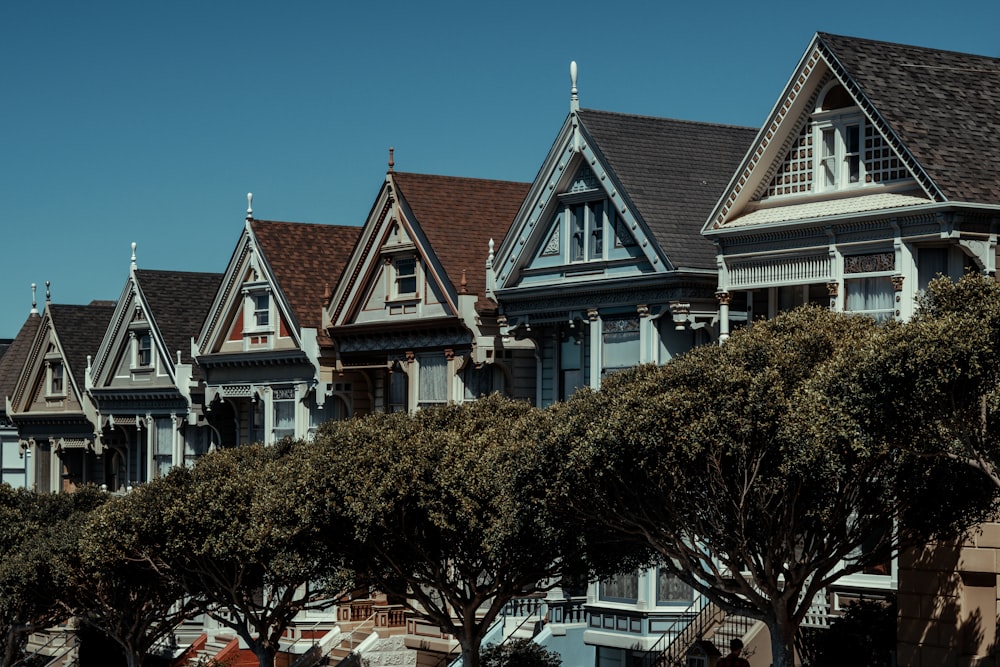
[0,484,107,667]
[117,442,355,667]
[65,492,200,667]
[313,395,638,667]
[896,273,1000,487]
[542,304,998,667]
[481,638,561,667]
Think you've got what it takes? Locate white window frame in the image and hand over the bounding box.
[385,254,421,302]
[46,360,66,397]
[813,111,864,192]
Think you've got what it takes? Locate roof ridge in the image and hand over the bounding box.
[251,218,362,230]
[579,107,757,132]
[392,171,530,187]
[817,32,1000,64]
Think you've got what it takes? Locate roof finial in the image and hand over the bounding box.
[130,241,137,270]
[322,282,332,306]
[246,192,253,221]
[570,61,579,113]
[487,238,495,266]
[460,269,468,294]
[30,283,38,314]
[45,280,51,304]
[388,147,395,173]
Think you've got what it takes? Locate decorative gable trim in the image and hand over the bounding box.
[705,35,943,234]
[494,115,665,290]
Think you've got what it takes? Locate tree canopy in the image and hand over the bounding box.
[542,287,1000,667]
[313,394,640,667]
[0,484,106,667]
[109,441,356,667]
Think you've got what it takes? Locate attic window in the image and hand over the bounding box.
[137,333,152,367]
[46,361,65,397]
[821,84,853,111]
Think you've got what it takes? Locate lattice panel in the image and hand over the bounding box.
[864,125,906,183]
[766,124,814,197]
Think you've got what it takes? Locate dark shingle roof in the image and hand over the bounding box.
[819,32,1000,204]
[577,109,757,270]
[48,302,116,395]
[0,314,41,413]
[391,172,530,308]
[251,220,363,333]
[134,270,223,376]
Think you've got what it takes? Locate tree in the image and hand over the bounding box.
[119,442,355,667]
[897,273,1000,487]
[66,492,200,667]
[481,638,561,667]
[0,484,107,667]
[542,304,998,667]
[313,395,638,667]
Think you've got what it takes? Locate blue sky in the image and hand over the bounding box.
[1,1,998,337]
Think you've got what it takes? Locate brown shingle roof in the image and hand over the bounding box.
[391,172,530,307]
[134,270,223,378]
[819,33,1000,204]
[47,302,116,394]
[251,220,363,333]
[0,313,41,414]
[577,109,757,270]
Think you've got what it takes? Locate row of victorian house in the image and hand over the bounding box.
[1,32,999,666]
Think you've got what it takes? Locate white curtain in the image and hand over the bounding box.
[418,355,449,405]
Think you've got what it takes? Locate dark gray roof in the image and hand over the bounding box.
[0,314,41,414]
[134,269,223,378]
[819,32,1000,204]
[577,109,756,270]
[47,302,116,395]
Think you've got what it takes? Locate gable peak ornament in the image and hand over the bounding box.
[569,61,579,113]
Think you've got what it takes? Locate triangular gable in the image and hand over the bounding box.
[197,221,302,356]
[327,175,457,328]
[11,302,115,415]
[90,272,171,389]
[493,113,668,292]
[704,33,943,234]
[327,171,527,328]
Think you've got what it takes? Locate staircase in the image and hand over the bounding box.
[639,597,758,667]
[21,626,79,667]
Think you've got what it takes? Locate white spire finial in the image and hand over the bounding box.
[45,280,51,303]
[30,283,38,314]
[570,61,579,112]
[247,192,253,220]
[131,242,137,270]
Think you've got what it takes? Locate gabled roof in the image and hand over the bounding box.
[0,313,41,413]
[817,32,1000,203]
[577,109,757,269]
[251,220,362,332]
[390,172,530,305]
[705,33,1000,234]
[47,302,116,394]
[135,269,223,374]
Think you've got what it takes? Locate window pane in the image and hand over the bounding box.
[154,418,173,478]
[463,364,504,400]
[571,205,585,261]
[656,570,694,604]
[418,355,448,404]
[600,572,638,603]
[184,425,211,467]
[603,318,640,371]
[918,248,949,291]
[389,369,408,412]
[845,277,894,321]
[588,201,604,260]
[273,388,296,440]
[253,294,270,327]
[396,258,417,294]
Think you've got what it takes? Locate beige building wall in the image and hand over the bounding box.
[898,522,1000,666]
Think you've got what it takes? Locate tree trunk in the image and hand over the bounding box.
[767,610,798,667]
[460,641,481,667]
[253,643,277,667]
